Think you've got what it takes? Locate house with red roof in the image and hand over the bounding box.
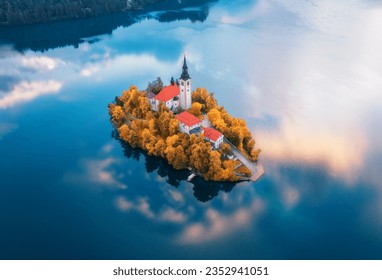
[176,111,202,134]
[203,127,224,149]
[151,84,180,111]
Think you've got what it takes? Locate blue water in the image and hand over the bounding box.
[1,0,382,259]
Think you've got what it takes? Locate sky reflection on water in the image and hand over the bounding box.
[1,0,382,259]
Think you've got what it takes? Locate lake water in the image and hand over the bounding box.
[1,0,382,259]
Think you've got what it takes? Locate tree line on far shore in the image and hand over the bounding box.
[0,0,161,26]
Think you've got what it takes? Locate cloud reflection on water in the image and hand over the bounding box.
[20,56,64,71]
[179,197,264,244]
[222,1,382,180]
[0,50,65,109]
[77,53,184,85]
[64,153,128,190]
[0,80,62,109]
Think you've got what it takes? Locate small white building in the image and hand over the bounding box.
[147,92,156,108]
[175,111,202,134]
[203,127,224,149]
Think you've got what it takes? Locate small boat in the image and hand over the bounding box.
[187,173,196,182]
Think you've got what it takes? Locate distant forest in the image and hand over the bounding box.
[0,0,164,26]
[0,0,214,51]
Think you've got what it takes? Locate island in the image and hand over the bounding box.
[109,56,264,182]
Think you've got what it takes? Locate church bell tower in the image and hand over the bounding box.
[179,55,192,110]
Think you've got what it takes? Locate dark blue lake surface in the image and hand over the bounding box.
[1,0,382,259]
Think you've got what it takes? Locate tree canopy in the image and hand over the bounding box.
[109,85,260,182]
[0,0,162,26]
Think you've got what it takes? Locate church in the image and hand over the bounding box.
[148,56,192,112]
[146,56,225,149]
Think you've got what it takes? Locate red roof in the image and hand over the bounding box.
[155,85,179,102]
[176,111,201,127]
[203,127,223,142]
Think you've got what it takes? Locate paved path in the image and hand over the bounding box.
[223,137,264,182]
[124,113,145,127]
[127,113,145,121]
[201,115,212,128]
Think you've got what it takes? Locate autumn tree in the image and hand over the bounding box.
[164,145,176,166]
[140,128,157,154]
[168,118,180,135]
[192,87,217,113]
[154,139,166,157]
[188,102,203,118]
[207,108,227,132]
[109,104,125,127]
[132,96,151,119]
[189,139,211,174]
[172,145,188,169]
[205,150,224,181]
[220,143,231,155]
[119,88,132,104]
[122,120,141,147]
[222,160,239,181]
[118,124,130,141]
[250,148,261,161]
[122,86,151,119]
[157,109,172,138]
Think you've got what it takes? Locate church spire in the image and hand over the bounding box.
[180,55,191,80]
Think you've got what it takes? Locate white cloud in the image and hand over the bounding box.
[0,80,62,109]
[86,157,128,189]
[219,0,269,25]
[256,120,367,181]
[209,1,382,182]
[115,194,187,223]
[273,0,361,35]
[167,189,184,204]
[76,53,180,83]
[80,65,100,77]
[179,198,264,244]
[116,196,134,211]
[21,56,64,71]
[159,208,187,223]
[64,156,128,190]
[115,196,187,222]
[101,143,114,154]
[136,197,155,219]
